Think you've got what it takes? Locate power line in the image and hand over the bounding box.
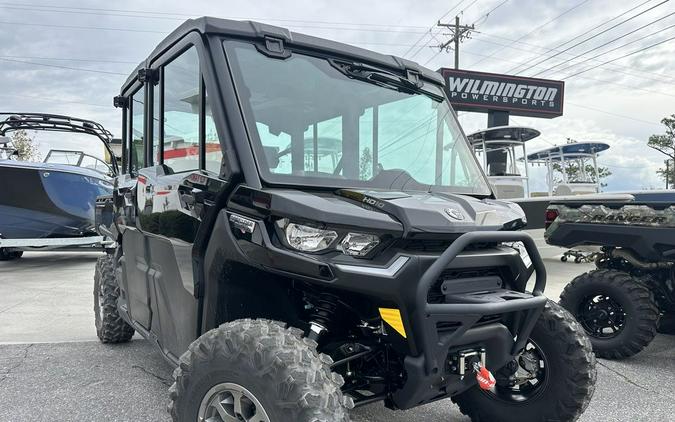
[563,33,675,79]
[0,2,193,17]
[566,102,663,127]
[531,10,675,77]
[0,2,432,29]
[0,93,110,108]
[457,45,675,98]
[471,0,509,26]
[0,19,430,50]
[553,23,675,78]
[459,0,482,16]
[0,55,137,64]
[0,4,186,21]
[0,19,167,34]
[504,0,655,74]
[468,0,592,68]
[0,15,430,36]
[403,0,468,58]
[474,29,675,83]
[469,30,675,84]
[517,0,669,76]
[0,57,127,75]
[423,49,444,66]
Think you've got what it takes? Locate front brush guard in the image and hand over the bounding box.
[393,231,547,409]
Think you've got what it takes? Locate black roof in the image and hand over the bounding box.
[526,142,610,161]
[467,126,541,145]
[123,17,445,91]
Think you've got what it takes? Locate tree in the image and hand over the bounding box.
[656,159,674,188]
[359,147,373,180]
[552,161,612,188]
[647,115,675,188]
[10,130,40,161]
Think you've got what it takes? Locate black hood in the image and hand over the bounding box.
[231,186,526,237]
[337,189,526,235]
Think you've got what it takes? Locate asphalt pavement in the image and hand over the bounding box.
[1,232,674,421]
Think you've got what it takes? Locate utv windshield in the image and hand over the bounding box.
[225,40,491,196]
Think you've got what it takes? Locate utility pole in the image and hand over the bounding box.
[436,15,475,69]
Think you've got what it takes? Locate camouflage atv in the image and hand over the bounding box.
[546,196,675,358]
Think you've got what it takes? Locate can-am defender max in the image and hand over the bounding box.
[95,17,595,422]
[546,194,675,358]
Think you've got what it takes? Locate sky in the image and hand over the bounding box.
[0,0,673,192]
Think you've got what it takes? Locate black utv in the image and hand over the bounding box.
[95,17,595,422]
[546,194,675,359]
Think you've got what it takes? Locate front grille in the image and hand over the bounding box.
[427,267,504,304]
[436,314,501,333]
[399,238,498,253]
[400,238,456,253]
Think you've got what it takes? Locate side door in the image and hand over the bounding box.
[117,85,153,331]
[136,39,226,359]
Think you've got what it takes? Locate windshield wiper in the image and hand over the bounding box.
[329,60,444,102]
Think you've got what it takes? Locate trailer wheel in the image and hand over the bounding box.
[169,319,351,422]
[559,269,659,359]
[453,301,596,422]
[0,249,22,261]
[94,254,135,343]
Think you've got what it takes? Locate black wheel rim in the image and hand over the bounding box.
[484,340,548,403]
[577,294,626,339]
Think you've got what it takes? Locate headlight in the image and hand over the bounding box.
[284,222,338,252]
[340,232,380,257]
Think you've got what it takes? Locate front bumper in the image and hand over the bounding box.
[224,211,548,408]
[390,231,547,408]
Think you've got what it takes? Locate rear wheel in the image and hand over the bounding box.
[559,269,659,359]
[169,319,351,422]
[94,254,135,343]
[453,301,596,422]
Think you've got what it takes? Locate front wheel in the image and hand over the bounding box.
[94,254,135,343]
[169,319,352,422]
[559,269,659,359]
[453,301,596,422]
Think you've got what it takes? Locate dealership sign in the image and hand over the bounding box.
[439,69,565,118]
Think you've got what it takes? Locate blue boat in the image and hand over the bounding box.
[0,113,117,243]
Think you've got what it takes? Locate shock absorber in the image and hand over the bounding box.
[307,293,339,342]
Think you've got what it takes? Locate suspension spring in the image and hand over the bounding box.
[307,293,340,342]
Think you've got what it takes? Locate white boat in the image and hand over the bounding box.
[467,126,612,228]
[467,126,540,199]
[525,142,610,196]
